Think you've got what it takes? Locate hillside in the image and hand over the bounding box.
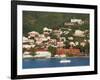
[23,11,89,35]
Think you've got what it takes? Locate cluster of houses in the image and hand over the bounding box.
[23,19,89,58]
[64,19,87,27]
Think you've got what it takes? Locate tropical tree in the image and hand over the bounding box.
[48,45,57,57]
[30,47,36,56]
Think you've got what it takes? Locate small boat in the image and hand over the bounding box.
[60,59,71,63]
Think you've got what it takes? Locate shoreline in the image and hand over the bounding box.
[23,56,89,59]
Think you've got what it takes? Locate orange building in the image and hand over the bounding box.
[56,48,80,56]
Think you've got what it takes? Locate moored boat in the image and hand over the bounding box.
[60,59,71,63]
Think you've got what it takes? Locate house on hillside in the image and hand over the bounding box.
[64,22,74,26]
[57,41,65,48]
[53,29,63,38]
[71,19,84,25]
[73,30,85,37]
[64,19,84,27]
[23,36,29,43]
[28,31,39,38]
[43,27,52,33]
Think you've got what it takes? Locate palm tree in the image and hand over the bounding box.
[48,45,57,57]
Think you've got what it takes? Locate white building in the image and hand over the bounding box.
[68,37,74,40]
[71,19,84,24]
[28,31,39,38]
[23,44,31,49]
[73,30,85,37]
[43,27,52,32]
[75,41,79,46]
[23,36,28,43]
[34,51,51,58]
[80,42,86,47]
[57,41,64,47]
[69,42,75,46]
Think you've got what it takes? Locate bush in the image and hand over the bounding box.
[31,52,36,56]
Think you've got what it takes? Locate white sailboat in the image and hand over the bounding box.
[60,59,71,63]
[59,54,71,63]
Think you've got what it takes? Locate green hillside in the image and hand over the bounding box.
[23,11,89,36]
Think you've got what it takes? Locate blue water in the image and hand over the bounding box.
[23,57,89,69]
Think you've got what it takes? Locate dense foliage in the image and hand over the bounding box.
[23,11,89,35]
